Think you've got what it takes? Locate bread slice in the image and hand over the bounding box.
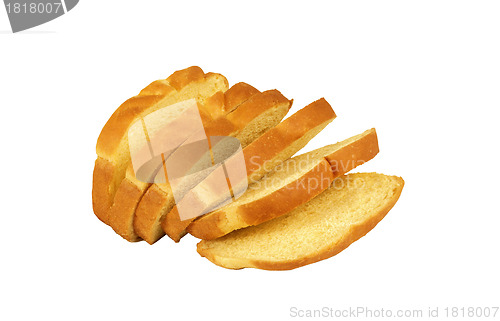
[92,67,228,224]
[107,83,260,241]
[133,90,292,244]
[163,99,337,242]
[197,172,404,270]
[187,129,378,240]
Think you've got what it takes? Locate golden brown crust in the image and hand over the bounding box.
[106,173,149,241]
[196,175,404,270]
[202,91,226,120]
[162,206,186,243]
[133,184,170,244]
[165,66,205,91]
[92,157,115,223]
[226,89,291,131]
[327,128,379,176]
[186,208,226,240]
[107,175,144,242]
[204,72,229,93]
[194,82,260,121]
[223,82,260,114]
[138,79,174,96]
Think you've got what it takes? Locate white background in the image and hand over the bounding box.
[1,1,499,320]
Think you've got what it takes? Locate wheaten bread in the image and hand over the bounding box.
[133,90,292,244]
[93,69,402,272]
[107,82,260,241]
[92,67,228,224]
[163,99,337,242]
[197,172,404,270]
[187,129,378,240]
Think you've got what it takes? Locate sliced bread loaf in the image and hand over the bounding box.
[93,66,228,224]
[107,82,260,241]
[187,129,378,240]
[197,172,404,270]
[163,99,337,242]
[133,90,293,244]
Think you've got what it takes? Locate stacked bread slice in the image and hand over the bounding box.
[92,66,404,270]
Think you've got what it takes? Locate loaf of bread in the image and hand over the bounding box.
[92,66,404,271]
[197,173,404,270]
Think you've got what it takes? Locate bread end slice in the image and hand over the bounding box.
[197,172,404,270]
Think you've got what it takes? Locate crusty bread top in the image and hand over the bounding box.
[96,67,229,159]
[197,172,404,270]
[223,82,260,115]
[165,66,205,91]
[200,82,261,121]
[224,89,292,147]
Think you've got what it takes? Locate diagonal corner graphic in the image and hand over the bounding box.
[64,0,77,11]
[3,0,79,33]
